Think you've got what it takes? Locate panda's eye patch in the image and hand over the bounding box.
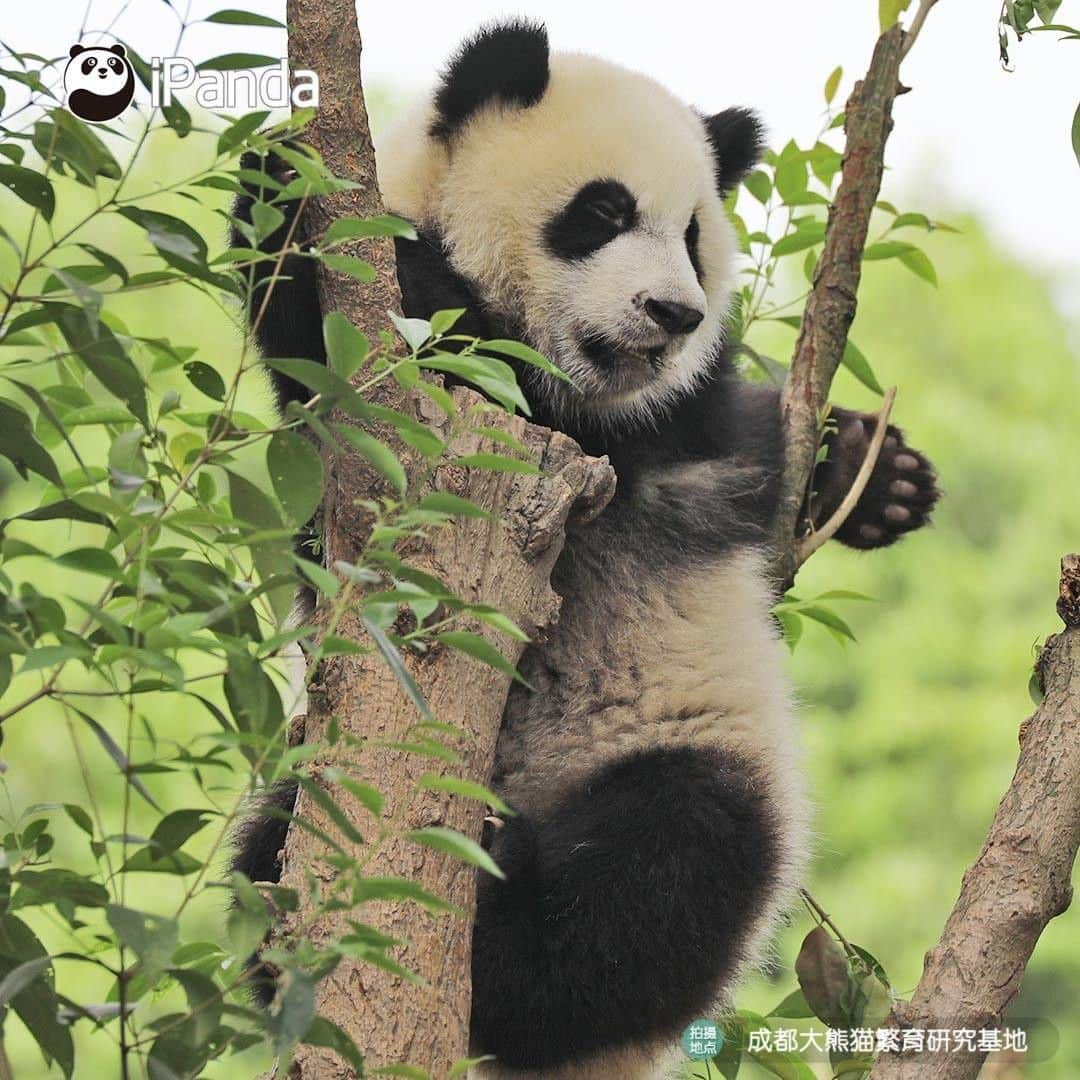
[108,57,122,72]
[685,214,704,281]
[544,179,638,260]
[82,57,97,74]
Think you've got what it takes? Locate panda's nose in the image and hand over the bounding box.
[644,298,704,336]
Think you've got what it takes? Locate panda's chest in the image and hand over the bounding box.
[495,545,791,814]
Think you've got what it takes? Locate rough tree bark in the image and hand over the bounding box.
[276,2,615,1076]
[867,555,1080,1080]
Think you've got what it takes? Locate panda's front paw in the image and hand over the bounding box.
[811,407,940,550]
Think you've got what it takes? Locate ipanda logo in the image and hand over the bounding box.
[64,42,319,123]
[64,44,136,122]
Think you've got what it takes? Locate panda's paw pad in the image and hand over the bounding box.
[827,417,940,550]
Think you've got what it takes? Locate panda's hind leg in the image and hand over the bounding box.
[471,744,782,1072]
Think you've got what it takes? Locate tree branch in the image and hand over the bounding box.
[276,3,615,1076]
[793,386,896,568]
[868,555,1080,1080]
[770,24,905,586]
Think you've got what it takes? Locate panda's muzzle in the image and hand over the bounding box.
[578,332,667,374]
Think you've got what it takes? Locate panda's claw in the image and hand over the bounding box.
[811,406,941,551]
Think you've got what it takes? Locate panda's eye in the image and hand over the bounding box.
[82,57,97,74]
[685,213,704,282]
[108,57,122,72]
[589,199,628,226]
[544,179,638,260]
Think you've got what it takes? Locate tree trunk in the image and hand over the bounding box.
[277,3,615,1076]
[868,555,1080,1080]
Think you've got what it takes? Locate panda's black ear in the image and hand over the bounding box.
[430,20,549,140]
[109,44,127,58]
[703,108,766,196]
[69,44,86,58]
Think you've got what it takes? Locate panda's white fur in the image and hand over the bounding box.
[376,53,738,428]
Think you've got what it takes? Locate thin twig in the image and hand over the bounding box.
[794,386,897,567]
[799,887,856,957]
[901,0,941,60]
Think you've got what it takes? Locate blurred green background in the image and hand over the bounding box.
[1,104,1077,1078]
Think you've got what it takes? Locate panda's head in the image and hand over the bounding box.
[64,43,135,123]
[378,21,763,427]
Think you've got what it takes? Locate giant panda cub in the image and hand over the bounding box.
[232,20,939,1078]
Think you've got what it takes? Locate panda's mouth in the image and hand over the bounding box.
[578,333,665,374]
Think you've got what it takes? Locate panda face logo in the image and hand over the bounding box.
[64,43,135,123]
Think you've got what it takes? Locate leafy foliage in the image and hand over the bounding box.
[0,15,558,1078]
[998,0,1080,165]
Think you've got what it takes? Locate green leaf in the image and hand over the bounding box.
[323,312,368,379]
[362,616,433,723]
[879,0,912,30]
[771,226,826,256]
[898,247,938,286]
[11,870,108,910]
[0,915,72,1078]
[303,1016,365,1073]
[774,144,809,203]
[353,876,459,913]
[197,53,279,71]
[769,988,815,1018]
[48,303,148,426]
[481,338,569,382]
[216,109,270,155]
[744,169,772,204]
[824,66,843,105]
[267,430,324,525]
[266,968,316,1054]
[107,905,178,984]
[795,926,849,1026]
[453,452,540,475]
[1072,101,1080,167]
[437,630,523,683]
[322,215,417,244]
[228,872,270,959]
[417,492,493,520]
[70,707,161,810]
[55,548,120,578]
[390,313,432,352]
[840,341,884,395]
[321,253,376,283]
[323,767,384,818]
[0,956,51,1007]
[206,8,286,26]
[117,207,221,288]
[406,826,506,879]
[418,773,511,814]
[0,164,55,220]
[0,398,61,484]
[183,361,227,401]
[226,470,294,624]
[449,1059,494,1079]
[32,111,121,187]
[800,604,856,643]
[335,427,407,494]
[149,809,215,855]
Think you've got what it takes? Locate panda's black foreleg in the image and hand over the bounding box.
[470,744,780,1070]
[231,151,326,413]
